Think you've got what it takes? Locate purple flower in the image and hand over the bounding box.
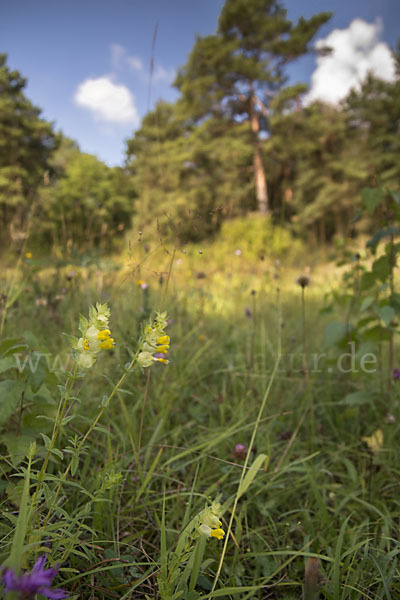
[232,443,248,460]
[244,307,252,318]
[393,368,400,381]
[2,555,68,599]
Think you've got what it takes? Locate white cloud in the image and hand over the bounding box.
[74,76,139,125]
[110,43,126,69]
[152,65,176,84]
[110,43,143,71]
[126,55,143,71]
[109,43,174,83]
[307,19,396,104]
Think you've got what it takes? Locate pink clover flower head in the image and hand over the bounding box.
[2,555,68,599]
[393,368,400,381]
[233,443,248,460]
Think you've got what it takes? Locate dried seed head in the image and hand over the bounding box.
[296,275,311,288]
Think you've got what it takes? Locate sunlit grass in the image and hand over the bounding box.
[0,237,399,599]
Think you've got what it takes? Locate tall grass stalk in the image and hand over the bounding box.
[210,289,282,594]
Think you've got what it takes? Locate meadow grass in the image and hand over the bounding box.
[0,240,399,599]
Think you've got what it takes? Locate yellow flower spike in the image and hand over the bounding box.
[362,429,383,453]
[156,345,169,354]
[97,329,111,341]
[210,528,225,540]
[100,338,115,350]
[137,312,170,368]
[72,302,115,369]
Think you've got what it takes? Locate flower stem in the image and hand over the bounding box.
[210,290,282,594]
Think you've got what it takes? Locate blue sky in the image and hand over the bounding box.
[1,0,399,166]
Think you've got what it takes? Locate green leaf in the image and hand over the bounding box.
[0,356,17,373]
[339,391,373,406]
[2,343,28,358]
[333,515,351,599]
[372,256,391,281]
[40,433,52,448]
[237,454,268,499]
[363,325,392,342]
[23,330,38,348]
[62,333,78,349]
[50,447,64,460]
[360,296,374,312]
[2,434,37,467]
[362,187,383,214]
[0,338,22,357]
[71,454,79,476]
[389,188,400,206]
[360,272,376,291]
[374,305,395,327]
[4,442,36,570]
[367,226,398,252]
[0,380,26,428]
[27,357,48,393]
[323,321,347,347]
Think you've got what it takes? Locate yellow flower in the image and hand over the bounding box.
[362,429,383,453]
[197,501,225,541]
[73,303,115,369]
[25,252,32,259]
[138,312,170,368]
[199,524,225,540]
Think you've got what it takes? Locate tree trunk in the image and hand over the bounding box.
[249,90,269,214]
[319,217,326,245]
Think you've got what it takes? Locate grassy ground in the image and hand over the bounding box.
[0,239,399,599]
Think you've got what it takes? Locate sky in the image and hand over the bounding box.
[1,0,399,167]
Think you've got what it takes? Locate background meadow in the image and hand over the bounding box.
[1,0,400,598]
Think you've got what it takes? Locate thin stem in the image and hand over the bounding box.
[211,290,282,594]
[387,233,395,400]
[40,348,141,530]
[301,287,314,448]
[161,245,176,309]
[17,390,25,435]
[138,368,151,455]
[301,287,308,376]
[31,365,78,511]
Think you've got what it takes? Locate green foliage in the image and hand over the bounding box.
[214,213,303,260]
[127,0,331,235]
[36,143,134,250]
[323,185,399,397]
[127,104,254,242]
[0,54,58,244]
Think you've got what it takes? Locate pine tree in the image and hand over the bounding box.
[126,100,254,242]
[345,62,400,188]
[175,0,331,214]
